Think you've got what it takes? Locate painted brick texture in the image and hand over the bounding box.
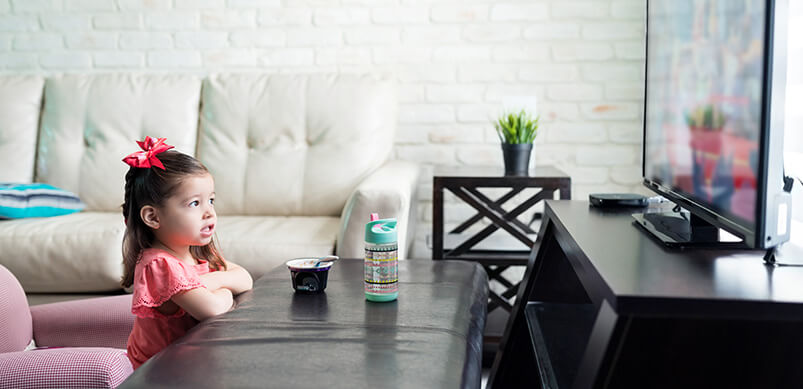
[0,0,799,257]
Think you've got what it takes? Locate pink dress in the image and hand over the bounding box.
[126,248,216,369]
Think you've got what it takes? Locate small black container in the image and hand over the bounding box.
[501,143,533,176]
[286,258,332,293]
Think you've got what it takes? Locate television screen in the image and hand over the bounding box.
[644,0,767,228]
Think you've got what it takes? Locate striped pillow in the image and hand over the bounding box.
[0,183,85,219]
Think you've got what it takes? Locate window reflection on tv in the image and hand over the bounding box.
[644,0,766,225]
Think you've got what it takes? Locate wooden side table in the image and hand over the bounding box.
[431,165,571,363]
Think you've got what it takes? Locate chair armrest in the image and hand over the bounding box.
[0,347,132,388]
[337,160,420,259]
[29,294,134,349]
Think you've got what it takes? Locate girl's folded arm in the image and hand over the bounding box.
[222,261,253,294]
[200,261,253,295]
[171,286,234,322]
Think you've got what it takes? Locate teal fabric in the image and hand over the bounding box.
[0,183,85,219]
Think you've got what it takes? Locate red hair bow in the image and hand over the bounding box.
[122,136,174,170]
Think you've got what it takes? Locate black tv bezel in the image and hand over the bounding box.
[641,0,777,248]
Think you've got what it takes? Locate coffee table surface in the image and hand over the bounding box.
[119,258,488,389]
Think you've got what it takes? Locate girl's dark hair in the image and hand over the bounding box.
[121,150,226,288]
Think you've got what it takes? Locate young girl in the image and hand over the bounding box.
[120,136,253,370]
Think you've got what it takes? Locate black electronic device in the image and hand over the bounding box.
[589,193,648,208]
[639,0,792,249]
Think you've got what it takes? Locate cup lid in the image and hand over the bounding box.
[365,218,397,244]
[286,258,333,270]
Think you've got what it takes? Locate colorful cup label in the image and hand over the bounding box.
[364,248,398,294]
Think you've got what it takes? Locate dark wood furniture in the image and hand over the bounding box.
[432,165,571,362]
[489,200,803,388]
[120,259,488,389]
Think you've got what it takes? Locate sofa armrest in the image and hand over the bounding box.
[29,294,134,349]
[337,160,420,260]
[0,347,132,388]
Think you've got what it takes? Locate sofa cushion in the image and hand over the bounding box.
[0,183,85,219]
[199,73,398,217]
[36,74,201,212]
[0,212,125,293]
[214,215,340,279]
[30,294,134,349]
[0,76,44,183]
[0,212,339,293]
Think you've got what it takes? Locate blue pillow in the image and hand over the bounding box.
[0,183,85,219]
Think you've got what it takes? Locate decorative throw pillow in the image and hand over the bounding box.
[0,183,85,219]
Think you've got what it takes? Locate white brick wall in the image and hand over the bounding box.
[788,0,803,155]
[0,0,800,257]
[786,0,803,224]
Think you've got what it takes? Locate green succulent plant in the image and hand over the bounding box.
[494,110,540,144]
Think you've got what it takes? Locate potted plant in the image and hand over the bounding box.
[685,104,726,132]
[494,109,540,176]
[685,104,727,155]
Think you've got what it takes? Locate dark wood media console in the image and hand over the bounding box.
[489,200,803,389]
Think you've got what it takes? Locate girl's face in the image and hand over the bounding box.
[153,173,217,248]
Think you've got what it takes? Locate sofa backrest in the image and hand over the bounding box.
[36,74,201,212]
[1,73,396,217]
[198,73,397,217]
[0,76,44,183]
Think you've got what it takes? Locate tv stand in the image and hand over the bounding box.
[632,209,748,249]
[488,200,803,388]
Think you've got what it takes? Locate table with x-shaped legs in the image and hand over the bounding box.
[431,165,571,361]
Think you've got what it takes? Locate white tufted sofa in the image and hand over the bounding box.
[0,73,418,299]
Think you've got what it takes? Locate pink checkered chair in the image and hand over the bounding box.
[0,264,134,388]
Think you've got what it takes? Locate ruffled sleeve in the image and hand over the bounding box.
[131,255,205,318]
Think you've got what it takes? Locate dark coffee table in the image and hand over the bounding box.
[119,259,488,389]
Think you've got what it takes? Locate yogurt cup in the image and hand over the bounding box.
[286,258,333,293]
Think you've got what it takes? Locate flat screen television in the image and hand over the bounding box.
[637,0,792,249]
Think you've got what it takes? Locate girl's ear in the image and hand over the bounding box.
[140,205,160,229]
